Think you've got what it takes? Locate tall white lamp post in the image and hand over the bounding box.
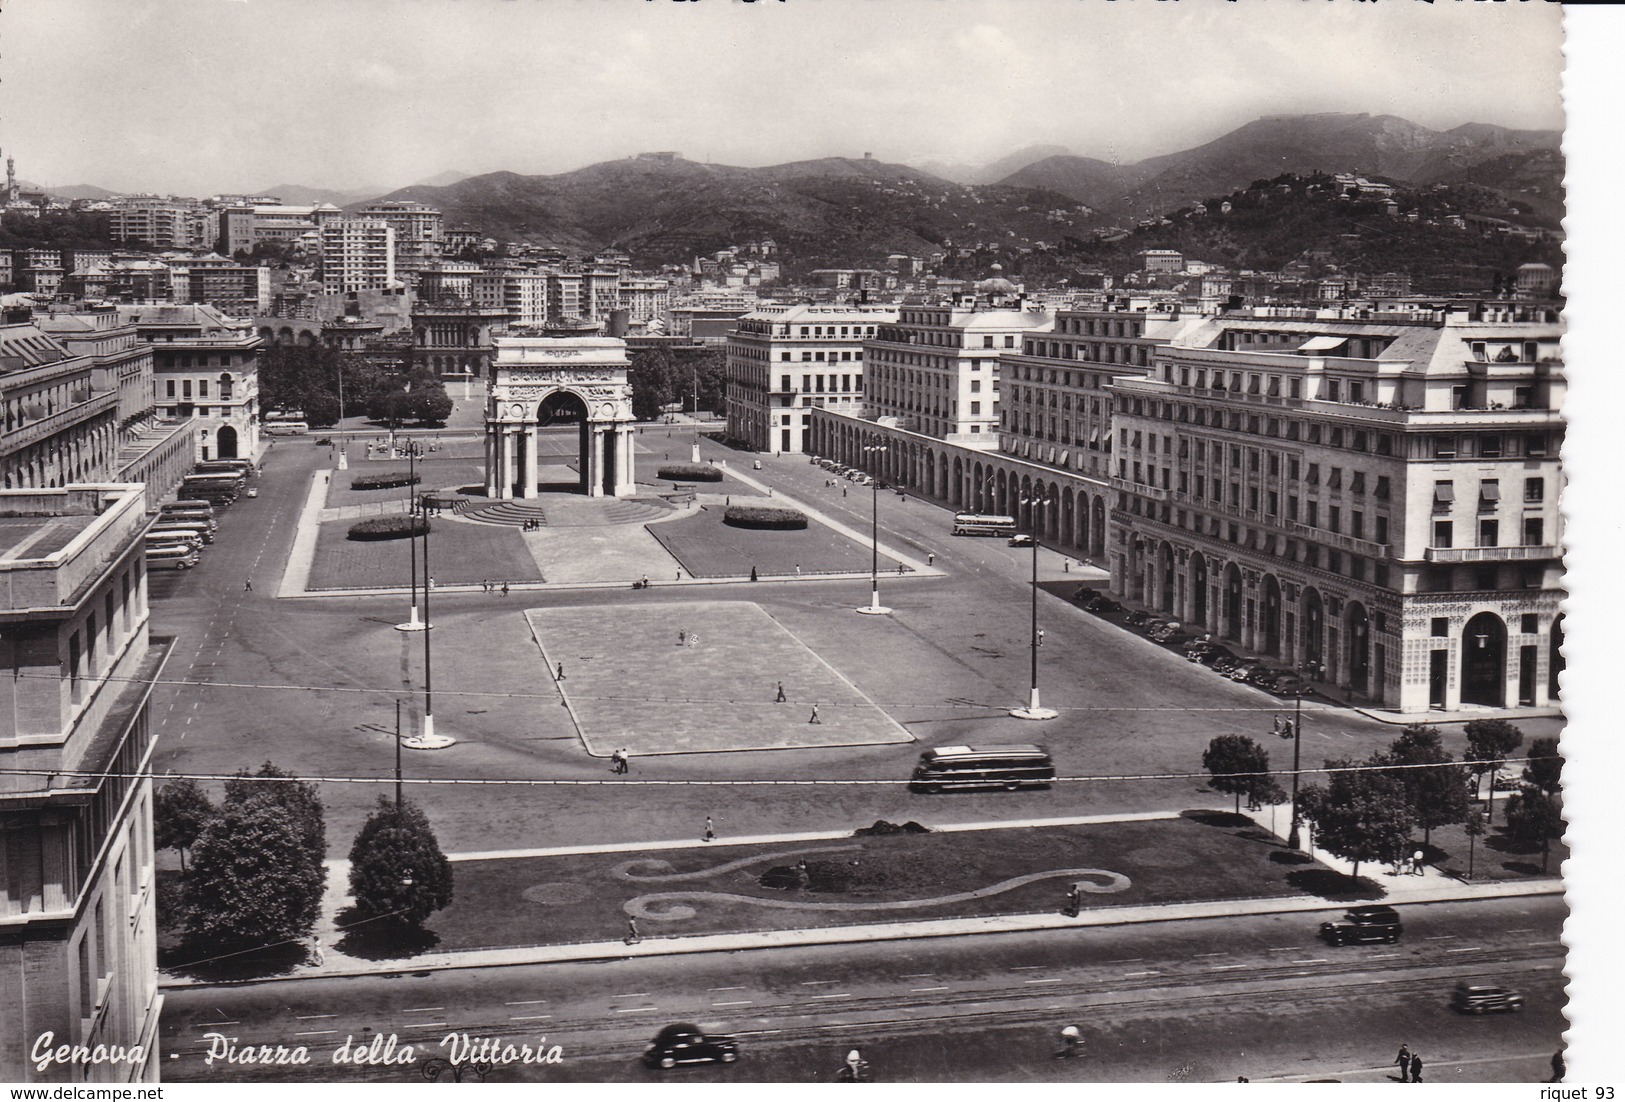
[1010,495,1058,720]
[856,443,891,615]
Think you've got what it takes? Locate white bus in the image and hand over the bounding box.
[263,420,309,436]
[952,513,1018,537]
[146,546,200,570]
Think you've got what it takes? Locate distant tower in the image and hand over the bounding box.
[6,154,16,203]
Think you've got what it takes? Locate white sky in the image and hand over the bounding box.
[0,0,1565,195]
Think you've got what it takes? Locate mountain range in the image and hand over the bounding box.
[348,113,1559,268]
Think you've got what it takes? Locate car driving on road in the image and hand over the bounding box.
[1452,982,1524,1014]
[643,1023,739,1069]
[1320,904,1403,945]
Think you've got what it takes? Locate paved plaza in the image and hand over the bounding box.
[526,600,916,756]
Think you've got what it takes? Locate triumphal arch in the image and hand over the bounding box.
[484,335,638,499]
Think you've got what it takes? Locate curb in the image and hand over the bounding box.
[158,874,1561,990]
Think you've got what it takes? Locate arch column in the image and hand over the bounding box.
[522,425,539,498]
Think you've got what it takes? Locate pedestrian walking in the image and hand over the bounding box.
[775,681,787,703]
[839,1049,870,1082]
[428,575,436,589]
[676,568,683,581]
[555,662,565,681]
[750,566,759,582]
[1056,1026,1082,1058]
[842,487,847,498]
[501,581,510,597]
[927,552,935,567]
[244,579,253,592]
[1408,1053,1423,1083]
[795,563,802,577]
[703,816,715,843]
[678,629,687,646]
[1394,1044,1410,1079]
[897,562,906,575]
[1063,559,1070,573]
[1063,884,1081,918]
[310,936,325,966]
[1412,849,1426,876]
[809,703,821,724]
[625,917,641,944]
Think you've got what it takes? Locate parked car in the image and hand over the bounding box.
[1148,622,1186,643]
[1086,596,1124,617]
[1226,661,1264,683]
[1246,666,1283,691]
[1452,983,1524,1014]
[1123,609,1156,628]
[1008,533,1035,547]
[1071,586,1104,607]
[643,1024,740,1069]
[1320,904,1403,946]
[1268,672,1308,697]
[1208,651,1245,674]
[1182,639,1222,661]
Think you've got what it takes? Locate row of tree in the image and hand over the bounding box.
[1203,720,1562,880]
[257,343,453,429]
[627,345,728,423]
[155,763,453,952]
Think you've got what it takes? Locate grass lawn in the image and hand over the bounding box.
[649,504,905,578]
[306,515,542,589]
[344,812,1309,957]
[1419,812,1568,883]
[324,456,487,510]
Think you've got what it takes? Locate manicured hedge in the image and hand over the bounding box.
[723,504,808,530]
[351,471,422,491]
[347,516,430,541]
[657,463,723,483]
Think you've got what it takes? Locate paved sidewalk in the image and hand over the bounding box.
[159,809,1561,988]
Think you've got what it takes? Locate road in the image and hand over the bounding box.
[144,434,1566,858]
[159,896,1565,1083]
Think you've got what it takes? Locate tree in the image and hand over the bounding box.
[154,779,216,871]
[1464,718,1524,826]
[1463,807,1486,880]
[1202,735,1273,814]
[182,796,325,949]
[1296,757,1413,881]
[1504,789,1564,872]
[224,761,326,860]
[1385,725,1470,846]
[348,796,455,930]
[1522,736,1563,797]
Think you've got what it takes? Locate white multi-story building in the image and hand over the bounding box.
[118,304,262,461]
[865,289,1054,447]
[0,483,169,1083]
[109,199,213,251]
[725,304,896,454]
[1107,302,1564,713]
[319,220,397,293]
[356,201,443,273]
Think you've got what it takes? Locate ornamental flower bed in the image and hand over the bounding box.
[656,463,723,483]
[347,516,430,541]
[723,504,808,530]
[351,471,422,491]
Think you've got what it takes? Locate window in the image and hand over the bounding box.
[1350,471,1365,495]
[1307,463,1320,485]
[166,379,175,398]
[1479,480,1500,512]
[1307,500,1319,527]
[1480,434,1503,459]
[1434,520,1453,548]
[1328,467,1342,490]
[1329,505,1341,533]
[1522,613,1540,634]
[1375,475,1390,500]
[1434,436,1457,459]
[1432,617,1450,637]
[1433,481,1454,513]
[1525,477,1545,503]
[1523,517,1545,546]
[1375,516,1389,544]
[199,378,209,397]
[1478,518,1499,548]
[182,379,193,399]
[1351,511,1364,539]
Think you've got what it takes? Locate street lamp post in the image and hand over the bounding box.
[1286,660,1324,850]
[420,502,436,744]
[1010,496,1057,720]
[396,443,427,632]
[856,443,891,615]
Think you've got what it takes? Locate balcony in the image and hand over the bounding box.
[1423,545,1562,564]
[4,391,119,454]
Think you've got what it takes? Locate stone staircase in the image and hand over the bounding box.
[457,496,674,529]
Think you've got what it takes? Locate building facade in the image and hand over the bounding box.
[725,304,895,454]
[0,319,120,491]
[1106,303,1564,713]
[118,305,261,461]
[355,201,443,274]
[0,484,169,1083]
[319,220,396,293]
[864,294,1054,446]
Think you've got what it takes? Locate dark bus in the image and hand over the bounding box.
[909,744,1056,793]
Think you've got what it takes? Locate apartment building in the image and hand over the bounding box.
[109,199,213,251]
[865,292,1054,446]
[0,484,169,1082]
[356,201,444,273]
[725,304,896,453]
[1106,303,1564,713]
[320,219,397,293]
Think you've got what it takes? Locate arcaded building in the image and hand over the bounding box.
[1106,303,1564,713]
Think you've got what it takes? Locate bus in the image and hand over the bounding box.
[196,459,255,478]
[149,521,211,546]
[909,745,1056,793]
[159,502,217,530]
[263,420,309,436]
[952,513,1018,537]
[179,482,238,506]
[145,546,200,570]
